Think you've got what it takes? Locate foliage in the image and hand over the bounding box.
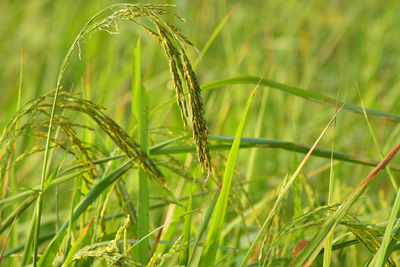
[1,1,400,266]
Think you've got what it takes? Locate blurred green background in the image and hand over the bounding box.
[2,0,400,182]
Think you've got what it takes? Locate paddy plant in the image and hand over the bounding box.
[1,2,400,267]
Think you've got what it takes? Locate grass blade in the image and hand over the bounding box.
[150,136,400,172]
[240,106,343,267]
[21,209,37,265]
[370,189,400,266]
[244,88,269,196]
[192,5,236,70]
[292,142,400,266]
[0,169,87,211]
[132,36,150,265]
[0,195,36,234]
[37,161,132,266]
[0,218,16,263]
[188,192,218,266]
[323,102,338,267]
[199,84,259,266]
[63,215,95,267]
[201,76,400,123]
[109,210,198,265]
[356,84,398,190]
[22,152,68,266]
[180,170,196,265]
[354,84,400,266]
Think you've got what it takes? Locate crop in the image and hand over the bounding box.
[1,1,400,266]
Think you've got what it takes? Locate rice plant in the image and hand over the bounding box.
[1,1,400,266]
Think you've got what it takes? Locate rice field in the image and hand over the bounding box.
[1,1,400,266]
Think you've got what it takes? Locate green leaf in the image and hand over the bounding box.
[149,136,400,172]
[192,6,235,70]
[199,84,259,266]
[355,85,400,266]
[292,142,400,266]
[201,76,400,123]
[188,192,218,266]
[37,161,132,266]
[132,36,150,264]
[180,168,199,265]
[63,215,95,267]
[240,106,342,267]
